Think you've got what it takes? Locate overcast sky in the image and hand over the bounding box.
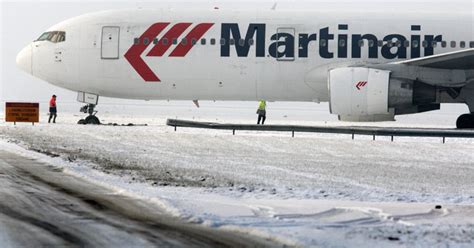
[1,0,472,104]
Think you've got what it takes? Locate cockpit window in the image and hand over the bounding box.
[36,31,66,43]
[57,32,66,42]
[36,32,50,41]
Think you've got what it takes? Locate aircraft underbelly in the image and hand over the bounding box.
[78,48,314,101]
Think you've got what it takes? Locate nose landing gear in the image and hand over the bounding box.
[78,104,101,125]
[76,92,101,125]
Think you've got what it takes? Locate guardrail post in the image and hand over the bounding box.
[443,137,446,144]
[292,131,295,138]
[352,133,355,140]
[373,134,376,141]
[391,136,394,142]
[233,129,235,135]
[174,125,177,132]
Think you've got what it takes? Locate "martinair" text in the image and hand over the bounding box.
[220,24,442,59]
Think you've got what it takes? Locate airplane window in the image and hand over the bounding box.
[422,41,428,48]
[36,32,50,41]
[191,38,197,45]
[377,40,383,47]
[220,38,226,45]
[210,38,216,45]
[143,38,150,45]
[162,38,169,45]
[404,40,410,47]
[201,38,206,45]
[451,41,456,48]
[368,40,374,47]
[134,38,140,45]
[395,40,402,47]
[36,31,66,43]
[173,38,178,45]
[229,39,235,45]
[181,38,188,45]
[320,39,327,47]
[153,38,158,44]
[248,39,254,46]
[56,32,66,43]
[358,40,364,47]
[412,40,419,48]
[239,39,245,46]
[387,41,393,48]
[460,41,466,48]
[338,40,346,47]
[46,32,57,42]
[441,41,447,48]
[470,41,474,48]
[431,41,437,48]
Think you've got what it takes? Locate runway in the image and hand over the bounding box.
[0,151,279,247]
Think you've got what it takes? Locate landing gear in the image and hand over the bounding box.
[78,104,101,125]
[456,113,474,129]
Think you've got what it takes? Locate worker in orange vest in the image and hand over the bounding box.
[48,95,57,123]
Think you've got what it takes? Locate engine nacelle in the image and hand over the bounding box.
[329,67,439,122]
[329,67,393,121]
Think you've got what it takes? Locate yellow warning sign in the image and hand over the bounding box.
[5,102,39,123]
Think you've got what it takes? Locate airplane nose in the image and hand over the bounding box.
[16,44,32,75]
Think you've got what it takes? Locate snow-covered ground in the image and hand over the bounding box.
[1,101,473,247]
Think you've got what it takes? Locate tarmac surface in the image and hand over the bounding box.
[0,151,280,247]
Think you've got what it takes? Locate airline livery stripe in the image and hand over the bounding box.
[169,23,214,57]
[147,23,192,57]
[356,81,368,90]
[124,22,170,82]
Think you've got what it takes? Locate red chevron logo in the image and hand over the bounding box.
[125,22,214,82]
[356,81,368,90]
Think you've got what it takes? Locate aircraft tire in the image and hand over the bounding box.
[85,115,101,125]
[456,114,474,129]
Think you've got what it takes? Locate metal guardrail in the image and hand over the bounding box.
[167,119,474,143]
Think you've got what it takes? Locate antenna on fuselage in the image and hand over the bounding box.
[271,2,278,10]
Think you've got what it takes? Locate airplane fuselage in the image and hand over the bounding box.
[19,8,473,103]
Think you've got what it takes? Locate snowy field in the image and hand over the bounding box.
[1,101,473,247]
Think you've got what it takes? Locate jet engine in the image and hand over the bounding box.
[328,67,439,122]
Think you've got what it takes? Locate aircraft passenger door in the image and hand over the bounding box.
[275,27,295,61]
[101,26,120,59]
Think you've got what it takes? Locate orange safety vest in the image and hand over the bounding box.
[49,98,56,108]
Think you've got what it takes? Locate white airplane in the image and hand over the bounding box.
[16,4,474,127]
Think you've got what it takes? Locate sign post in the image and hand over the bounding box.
[5,102,40,125]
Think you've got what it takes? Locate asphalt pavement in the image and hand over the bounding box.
[0,151,280,247]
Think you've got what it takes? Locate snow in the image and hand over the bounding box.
[1,101,473,246]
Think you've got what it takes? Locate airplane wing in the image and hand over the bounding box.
[392,48,474,70]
